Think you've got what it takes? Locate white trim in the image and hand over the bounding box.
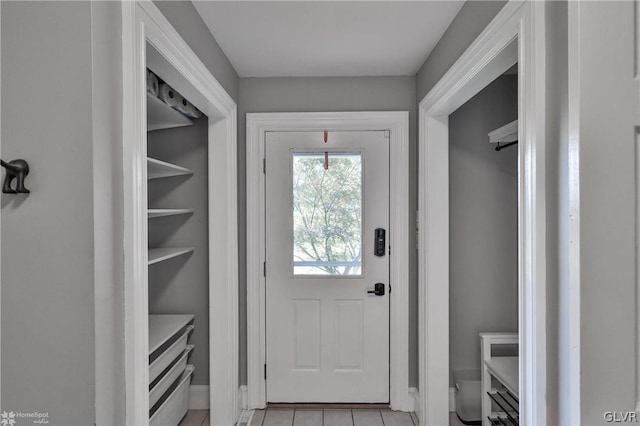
[408,387,419,416]
[238,385,248,415]
[417,1,547,425]
[566,2,582,422]
[238,410,253,426]
[189,386,210,410]
[410,388,422,426]
[0,1,3,411]
[246,112,411,411]
[121,2,238,426]
[449,388,456,413]
[189,384,244,411]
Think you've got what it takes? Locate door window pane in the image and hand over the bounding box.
[292,152,362,276]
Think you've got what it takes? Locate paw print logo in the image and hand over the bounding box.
[0,411,15,426]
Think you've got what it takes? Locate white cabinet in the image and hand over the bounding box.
[480,333,519,426]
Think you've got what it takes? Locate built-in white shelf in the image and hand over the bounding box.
[148,247,194,265]
[148,209,193,219]
[488,119,518,144]
[147,157,193,180]
[147,93,193,132]
[485,356,519,398]
[148,314,194,355]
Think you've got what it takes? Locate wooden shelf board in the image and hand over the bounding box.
[147,157,193,180]
[148,247,193,265]
[147,92,192,131]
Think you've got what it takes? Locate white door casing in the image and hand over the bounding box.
[246,112,410,411]
[417,1,547,425]
[265,131,390,403]
[121,3,238,425]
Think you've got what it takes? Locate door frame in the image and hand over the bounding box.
[246,112,411,411]
[0,2,3,412]
[121,2,238,425]
[417,1,546,425]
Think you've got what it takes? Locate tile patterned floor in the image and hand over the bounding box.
[179,409,209,426]
[248,408,417,426]
[180,409,468,426]
[448,412,467,426]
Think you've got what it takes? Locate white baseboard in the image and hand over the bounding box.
[408,387,419,412]
[238,385,248,415]
[409,387,420,424]
[189,385,209,409]
[238,410,253,425]
[449,387,456,412]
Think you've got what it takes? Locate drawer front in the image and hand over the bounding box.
[150,345,193,408]
[150,365,195,426]
[150,325,194,384]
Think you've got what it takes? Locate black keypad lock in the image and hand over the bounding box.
[375,228,386,257]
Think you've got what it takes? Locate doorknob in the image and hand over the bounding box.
[367,283,385,296]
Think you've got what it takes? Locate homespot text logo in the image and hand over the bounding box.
[0,411,49,425]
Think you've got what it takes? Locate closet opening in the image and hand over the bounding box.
[447,63,519,426]
[418,3,547,425]
[121,5,238,424]
[147,64,209,425]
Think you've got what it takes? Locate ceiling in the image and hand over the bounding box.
[192,1,464,78]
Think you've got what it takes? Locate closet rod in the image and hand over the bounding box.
[495,141,518,152]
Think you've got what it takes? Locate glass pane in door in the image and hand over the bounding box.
[292,152,362,276]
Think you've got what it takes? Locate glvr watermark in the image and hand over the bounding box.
[0,411,49,425]
[605,411,639,423]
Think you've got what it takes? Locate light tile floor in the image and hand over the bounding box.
[179,410,209,426]
[448,412,467,426]
[180,409,468,426]
[249,408,417,426]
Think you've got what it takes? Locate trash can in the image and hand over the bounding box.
[454,369,481,424]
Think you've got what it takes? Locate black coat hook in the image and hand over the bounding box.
[1,159,30,194]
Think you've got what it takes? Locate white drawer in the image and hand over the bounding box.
[150,345,193,408]
[150,325,194,383]
[150,365,195,426]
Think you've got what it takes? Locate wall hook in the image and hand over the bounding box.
[1,159,30,194]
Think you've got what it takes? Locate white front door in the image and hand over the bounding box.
[265,131,390,403]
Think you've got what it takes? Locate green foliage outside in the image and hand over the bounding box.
[292,153,362,275]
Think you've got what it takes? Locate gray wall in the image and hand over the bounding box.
[448,75,518,385]
[416,1,507,101]
[1,2,96,425]
[574,2,637,423]
[238,76,418,386]
[91,1,125,425]
[148,117,210,386]
[0,2,235,424]
[154,1,239,102]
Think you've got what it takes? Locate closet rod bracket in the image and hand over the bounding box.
[495,141,518,152]
[1,158,30,194]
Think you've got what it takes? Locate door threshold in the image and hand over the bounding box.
[266,403,391,410]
